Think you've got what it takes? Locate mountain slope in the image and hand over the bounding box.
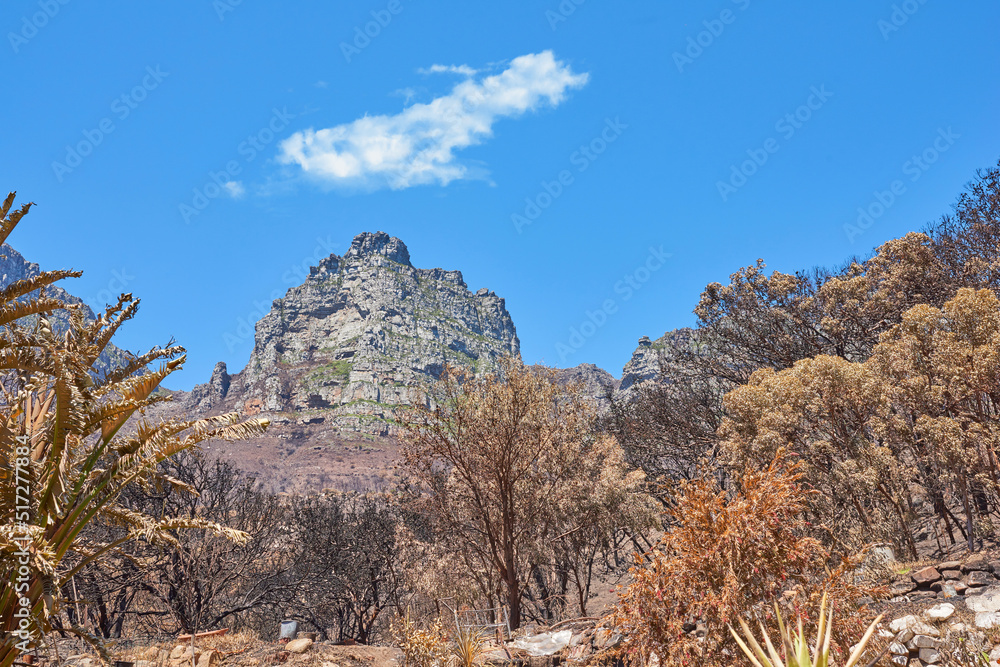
[192,231,521,434]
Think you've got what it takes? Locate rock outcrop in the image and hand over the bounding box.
[547,363,619,413]
[199,232,520,434]
[616,327,701,399]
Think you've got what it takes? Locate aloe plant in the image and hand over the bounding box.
[729,593,884,667]
[0,192,268,666]
[451,626,489,667]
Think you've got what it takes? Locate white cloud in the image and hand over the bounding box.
[223,181,245,198]
[314,80,329,88]
[277,51,589,191]
[418,64,478,77]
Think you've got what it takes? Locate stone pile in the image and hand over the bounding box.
[889,553,1000,601]
[166,644,222,667]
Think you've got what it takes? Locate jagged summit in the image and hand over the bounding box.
[345,231,411,266]
[190,231,519,435]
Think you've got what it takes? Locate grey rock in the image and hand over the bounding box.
[544,363,618,412]
[969,588,1000,613]
[964,553,991,572]
[616,328,701,397]
[891,580,917,596]
[918,647,942,664]
[198,232,520,434]
[968,570,996,587]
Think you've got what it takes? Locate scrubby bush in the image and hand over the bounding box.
[607,452,876,667]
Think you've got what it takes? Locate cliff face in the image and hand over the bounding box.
[205,232,520,433]
[616,328,701,400]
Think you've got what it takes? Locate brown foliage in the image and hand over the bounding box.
[721,287,1000,556]
[607,453,874,667]
[402,359,657,628]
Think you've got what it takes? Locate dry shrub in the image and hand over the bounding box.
[391,614,450,667]
[607,451,877,667]
[198,629,259,654]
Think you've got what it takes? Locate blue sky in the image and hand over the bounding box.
[3,1,999,389]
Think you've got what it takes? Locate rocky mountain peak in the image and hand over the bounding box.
[187,231,519,435]
[345,231,411,266]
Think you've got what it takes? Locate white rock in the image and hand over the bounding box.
[888,642,908,655]
[976,612,1000,629]
[919,646,943,664]
[968,586,1000,613]
[925,603,956,621]
[890,615,919,633]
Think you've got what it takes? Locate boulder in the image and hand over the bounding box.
[924,603,955,621]
[196,650,220,667]
[890,580,916,596]
[889,616,939,636]
[912,566,942,585]
[942,569,963,580]
[918,647,943,664]
[939,583,959,598]
[969,571,997,587]
[939,560,962,570]
[910,634,939,649]
[967,587,1000,613]
[888,642,908,656]
[977,612,1000,629]
[964,553,991,572]
[286,638,314,654]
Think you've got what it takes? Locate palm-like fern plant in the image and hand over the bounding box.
[0,192,269,665]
